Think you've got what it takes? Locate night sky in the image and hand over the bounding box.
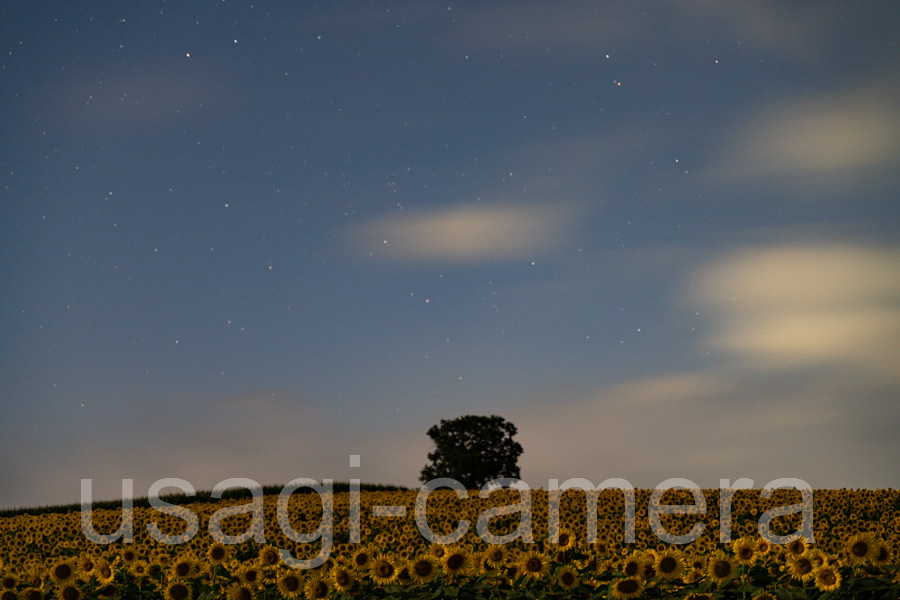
[2,2,899,509]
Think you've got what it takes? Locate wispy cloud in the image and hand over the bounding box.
[687,242,900,381]
[347,203,580,263]
[705,87,900,189]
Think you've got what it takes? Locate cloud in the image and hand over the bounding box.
[347,203,579,263]
[686,243,900,381]
[706,87,900,188]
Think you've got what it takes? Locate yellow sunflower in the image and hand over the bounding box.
[277,572,304,599]
[330,566,354,593]
[258,545,281,568]
[732,538,757,565]
[238,565,264,588]
[370,555,399,586]
[226,583,255,600]
[556,565,580,591]
[846,533,878,564]
[654,549,685,580]
[441,547,471,578]
[410,556,438,584]
[519,550,550,581]
[787,554,815,582]
[813,566,841,593]
[350,547,374,572]
[20,588,45,600]
[556,528,577,551]
[207,542,231,566]
[706,552,736,585]
[94,560,115,586]
[303,576,331,600]
[170,557,199,580]
[484,544,509,567]
[164,582,192,600]
[55,585,83,600]
[611,577,644,600]
[50,559,78,586]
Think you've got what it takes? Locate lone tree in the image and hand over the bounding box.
[419,415,523,489]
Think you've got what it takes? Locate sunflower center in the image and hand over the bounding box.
[354,553,369,566]
[376,562,394,578]
[821,571,836,585]
[713,561,732,578]
[660,557,677,573]
[170,584,190,600]
[175,563,190,577]
[210,546,225,561]
[26,590,46,600]
[525,557,543,572]
[55,564,72,580]
[284,576,301,592]
[489,549,504,562]
[414,561,434,577]
[1,578,15,589]
[100,565,112,579]
[1,592,19,600]
[263,550,278,565]
[740,547,753,559]
[617,579,639,593]
[559,534,570,546]
[312,581,329,599]
[561,571,576,585]
[61,587,80,600]
[244,569,258,582]
[336,571,351,586]
[447,554,464,570]
[851,541,868,557]
[797,559,812,574]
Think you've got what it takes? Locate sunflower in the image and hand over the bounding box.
[813,566,841,593]
[258,545,281,568]
[276,572,304,599]
[207,542,231,565]
[76,554,96,581]
[303,576,331,600]
[96,584,120,600]
[50,559,77,586]
[706,552,736,585]
[873,542,892,566]
[784,539,807,557]
[556,565,580,591]
[0,590,15,600]
[55,585,82,600]
[409,556,438,584]
[611,577,644,600]
[846,533,878,564]
[442,547,471,578]
[350,547,373,572]
[94,560,115,585]
[788,554,816,582]
[519,550,551,581]
[238,565,264,588]
[654,549,685,580]
[164,582,192,600]
[224,582,254,600]
[556,528,577,551]
[1,574,16,590]
[330,566,354,593]
[120,548,139,565]
[370,555,398,586]
[485,544,509,567]
[20,588,46,600]
[683,569,705,584]
[621,553,644,578]
[732,538,757,565]
[170,557,199,580]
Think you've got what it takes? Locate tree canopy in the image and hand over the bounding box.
[419,415,523,489]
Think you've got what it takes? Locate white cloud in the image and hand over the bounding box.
[347,203,578,263]
[687,243,900,380]
[706,88,900,187]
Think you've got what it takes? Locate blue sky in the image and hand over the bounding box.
[2,2,899,509]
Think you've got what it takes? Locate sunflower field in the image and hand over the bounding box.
[1,486,898,600]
